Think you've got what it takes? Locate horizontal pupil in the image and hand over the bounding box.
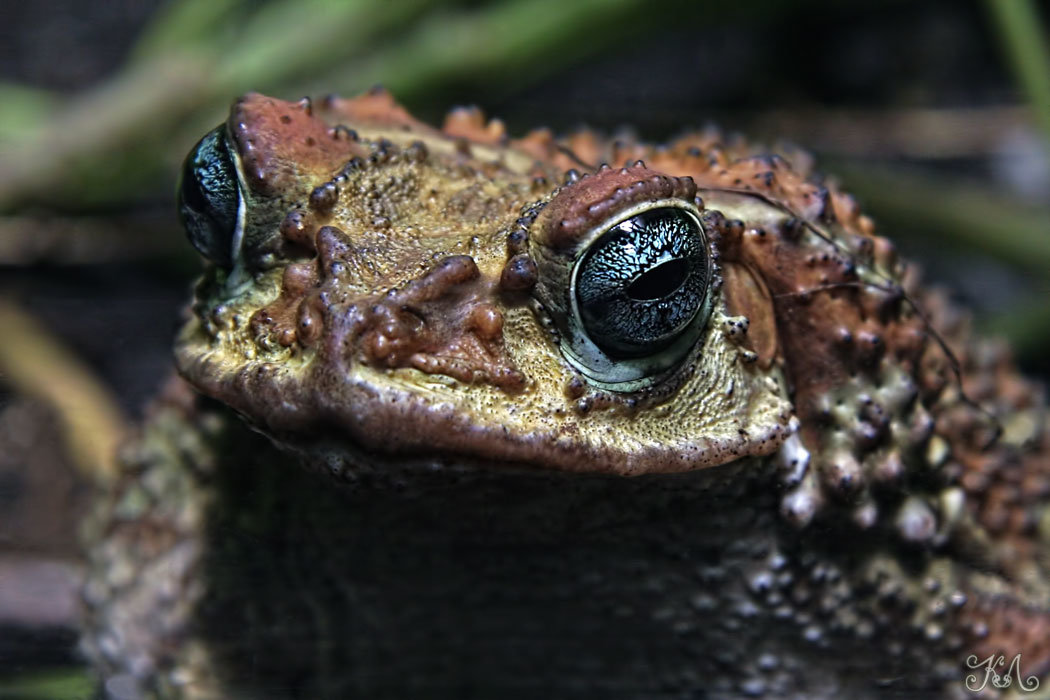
[626,258,689,301]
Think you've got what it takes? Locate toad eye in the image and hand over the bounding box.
[177,126,242,268]
[561,205,714,389]
[574,207,710,358]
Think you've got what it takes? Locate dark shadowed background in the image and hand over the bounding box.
[0,0,1048,697]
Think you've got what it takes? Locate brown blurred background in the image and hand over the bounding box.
[1,0,1048,696]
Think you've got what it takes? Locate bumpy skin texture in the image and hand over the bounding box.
[82,90,1050,699]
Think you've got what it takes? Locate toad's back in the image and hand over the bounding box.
[81,90,1050,699]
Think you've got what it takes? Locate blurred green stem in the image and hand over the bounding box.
[307,0,648,100]
[0,0,435,209]
[984,0,1050,142]
[982,291,1050,363]
[0,83,59,141]
[830,163,1050,275]
[0,300,128,482]
[0,667,94,700]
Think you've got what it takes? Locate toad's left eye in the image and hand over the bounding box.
[177,126,242,268]
[574,207,710,358]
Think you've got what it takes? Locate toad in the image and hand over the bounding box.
[81,89,1050,699]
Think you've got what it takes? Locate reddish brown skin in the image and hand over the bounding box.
[230,94,367,198]
[530,165,697,250]
[324,87,444,134]
[443,105,508,145]
[710,208,925,477]
[719,261,778,368]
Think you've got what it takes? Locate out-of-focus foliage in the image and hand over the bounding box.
[0,0,686,210]
[1,1,1049,697]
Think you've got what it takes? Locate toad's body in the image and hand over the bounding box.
[82,91,1050,699]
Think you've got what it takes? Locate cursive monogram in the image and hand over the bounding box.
[965,653,1040,693]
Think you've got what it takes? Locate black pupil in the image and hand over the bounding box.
[626,258,689,301]
[574,207,708,358]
